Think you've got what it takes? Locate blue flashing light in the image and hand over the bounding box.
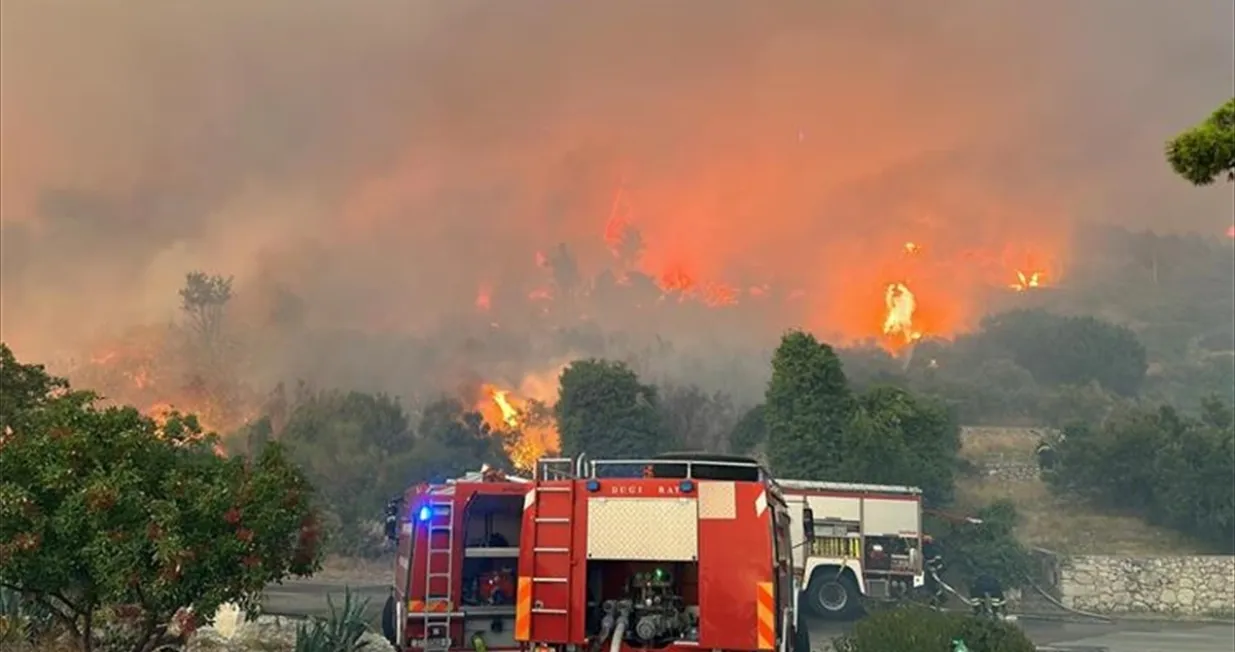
[585,479,601,493]
[679,480,695,493]
[416,505,433,522]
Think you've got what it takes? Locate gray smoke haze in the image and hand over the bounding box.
[1,0,1232,408]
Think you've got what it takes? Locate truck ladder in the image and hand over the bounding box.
[422,499,457,648]
[527,481,575,641]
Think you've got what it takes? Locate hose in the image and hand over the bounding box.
[609,616,627,652]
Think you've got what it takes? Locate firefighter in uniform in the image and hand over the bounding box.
[967,572,1008,619]
[922,534,946,607]
[1035,438,1057,474]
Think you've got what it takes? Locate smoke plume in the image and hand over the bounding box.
[2,0,1232,408]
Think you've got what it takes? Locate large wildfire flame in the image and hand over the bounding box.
[1,3,1094,467]
[473,368,563,471]
[882,282,922,346]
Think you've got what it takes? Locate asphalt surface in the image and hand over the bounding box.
[262,580,1235,652]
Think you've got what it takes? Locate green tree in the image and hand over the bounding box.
[555,359,667,458]
[975,310,1148,396]
[1166,97,1235,185]
[415,397,511,479]
[853,386,960,505]
[0,346,320,652]
[0,343,68,434]
[1051,400,1235,552]
[765,331,855,479]
[277,390,428,549]
[659,384,737,452]
[728,404,767,455]
[927,501,1034,589]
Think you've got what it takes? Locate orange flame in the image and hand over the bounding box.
[491,390,520,429]
[1010,270,1045,292]
[146,402,227,457]
[882,282,922,345]
[73,329,258,446]
[475,378,561,471]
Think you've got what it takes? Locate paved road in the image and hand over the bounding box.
[812,618,1235,651]
[263,581,1235,652]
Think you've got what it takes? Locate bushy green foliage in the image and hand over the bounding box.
[556,359,668,458]
[1050,398,1235,552]
[415,397,511,478]
[832,605,1034,652]
[928,501,1034,589]
[658,384,737,452]
[728,403,766,454]
[853,387,960,505]
[764,332,962,500]
[276,390,420,524]
[0,343,321,652]
[268,389,510,556]
[765,331,856,479]
[1166,97,1235,185]
[973,309,1148,396]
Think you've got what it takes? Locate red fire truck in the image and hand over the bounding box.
[516,453,811,652]
[384,455,813,652]
[383,466,534,651]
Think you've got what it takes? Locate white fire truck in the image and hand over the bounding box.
[781,479,927,620]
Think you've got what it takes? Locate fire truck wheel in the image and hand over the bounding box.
[805,571,862,620]
[381,595,397,645]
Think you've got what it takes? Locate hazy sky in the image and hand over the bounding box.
[2,0,1232,365]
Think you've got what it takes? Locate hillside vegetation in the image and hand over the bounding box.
[955,428,1209,556]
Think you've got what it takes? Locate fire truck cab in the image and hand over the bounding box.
[517,453,812,652]
[384,466,534,652]
[780,479,926,620]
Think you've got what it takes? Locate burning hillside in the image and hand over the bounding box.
[70,326,260,438]
[1,0,1227,452]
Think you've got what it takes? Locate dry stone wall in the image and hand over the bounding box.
[1057,554,1235,616]
[959,426,1052,482]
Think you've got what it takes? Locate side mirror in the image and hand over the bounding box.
[802,506,816,542]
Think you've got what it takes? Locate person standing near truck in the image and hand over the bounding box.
[922,534,946,607]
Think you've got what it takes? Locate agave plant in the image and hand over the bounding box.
[0,586,55,646]
[294,587,374,652]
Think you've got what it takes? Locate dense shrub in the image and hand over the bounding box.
[927,501,1035,589]
[970,310,1149,397]
[1050,398,1235,552]
[0,344,321,652]
[832,605,1035,652]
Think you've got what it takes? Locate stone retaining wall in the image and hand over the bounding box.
[959,426,1053,481]
[1057,554,1235,616]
